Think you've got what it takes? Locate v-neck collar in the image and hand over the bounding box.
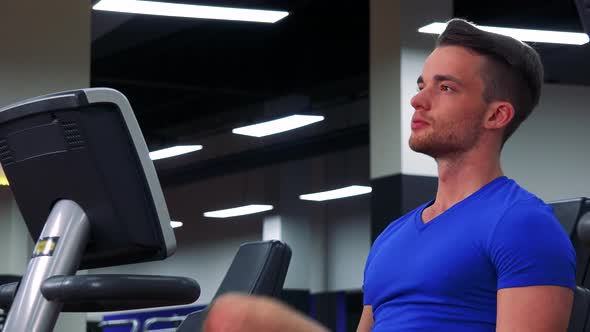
[414,176,509,231]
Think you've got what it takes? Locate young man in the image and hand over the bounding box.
[203,19,576,332]
[358,18,575,332]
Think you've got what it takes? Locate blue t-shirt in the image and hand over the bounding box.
[363,176,576,332]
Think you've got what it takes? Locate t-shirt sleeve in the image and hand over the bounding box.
[489,200,576,290]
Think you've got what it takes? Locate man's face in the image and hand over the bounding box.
[409,45,489,158]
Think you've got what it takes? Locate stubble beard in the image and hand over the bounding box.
[409,120,481,159]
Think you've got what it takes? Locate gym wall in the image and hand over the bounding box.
[0,1,90,331]
[503,83,590,201]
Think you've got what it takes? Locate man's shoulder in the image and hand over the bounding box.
[488,193,570,256]
[480,177,550,219]
[382,202,428,230]
[496,178,554,223]
[370,202,429,249]
[490,177,540,204]
[497,196,558,230]
[489,194,576,291]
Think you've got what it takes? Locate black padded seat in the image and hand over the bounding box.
[550,198,590,285]
[176,240,291,332]
[568,286,590,332]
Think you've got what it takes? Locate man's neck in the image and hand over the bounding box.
[425,149,504,221]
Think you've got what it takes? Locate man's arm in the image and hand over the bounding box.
[204,294,328,332]
[356,305,374,332]
[497,286,573,332]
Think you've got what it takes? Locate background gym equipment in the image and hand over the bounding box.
[0,88,291,332]
[551,198,590,286]
[550,198,590,332]
[176,240,291,332]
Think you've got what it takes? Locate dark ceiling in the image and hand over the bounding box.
[454,0,590,85]
[90,0,590,184]
[92,0,368,142]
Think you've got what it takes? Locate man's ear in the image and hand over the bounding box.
[484,102,514,130]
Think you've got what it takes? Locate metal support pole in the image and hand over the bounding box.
[3,200,90,332]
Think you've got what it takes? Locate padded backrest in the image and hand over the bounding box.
[568,286,590,332]
[577,212,590,247]
[552,198,587,237]
[213,240,291,298]
[549,198,590,286]
[175,240,291,332]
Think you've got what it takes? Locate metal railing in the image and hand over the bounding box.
[99,318,140,332]
[143,315,186,332]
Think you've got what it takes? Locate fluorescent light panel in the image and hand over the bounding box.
[93,0,289,23]
[232,115,324,137]
[300,185,372,202]
[149,145,202,161]
[204,204,273,218]
[419,22,590,45]
[171,221,183,228]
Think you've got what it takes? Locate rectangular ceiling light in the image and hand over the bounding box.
[149,145,202,161]
[418,22,590,45]
[204,204,274,218]
[300,185,372,202]
[93,0,289,24]
[170,221,183,228]
[232,115,324,138]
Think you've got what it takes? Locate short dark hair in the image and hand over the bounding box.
[437,18,544,144]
